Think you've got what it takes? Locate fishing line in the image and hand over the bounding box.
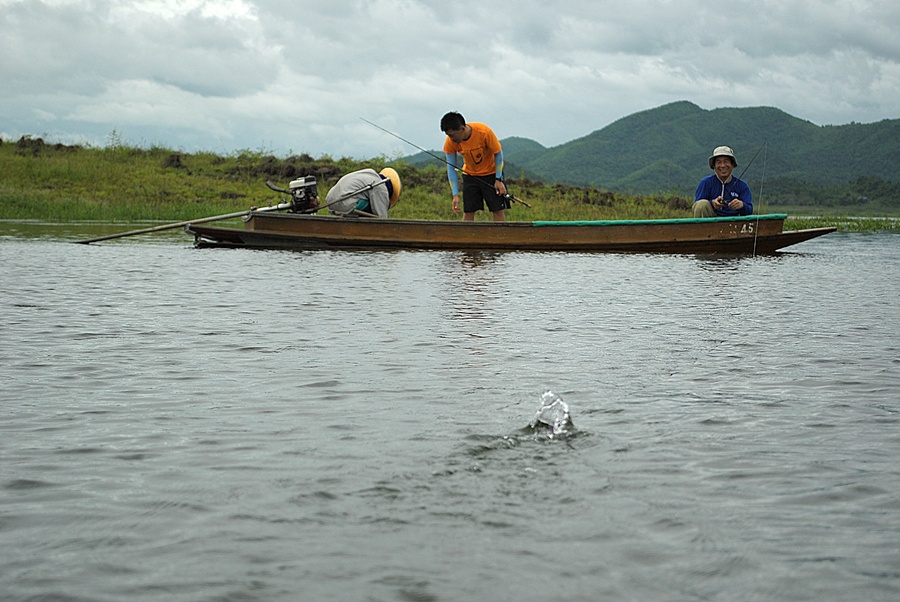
[715,141,766,256]
[360,117,532,208]
[752,142,769,256]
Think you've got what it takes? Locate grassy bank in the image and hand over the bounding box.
[2,137,897,232]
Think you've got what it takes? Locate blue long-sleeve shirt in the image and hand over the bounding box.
[694,174,753,216]
[445,150,503,195]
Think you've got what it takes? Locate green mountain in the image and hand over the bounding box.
[411,101,900,203]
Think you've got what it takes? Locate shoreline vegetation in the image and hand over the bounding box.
[1,136,897,233]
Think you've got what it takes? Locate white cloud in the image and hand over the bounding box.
[1,0,898,157]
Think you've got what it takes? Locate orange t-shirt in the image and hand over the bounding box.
[442,122,502,177]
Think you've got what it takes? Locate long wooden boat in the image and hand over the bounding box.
[185,212,836,254]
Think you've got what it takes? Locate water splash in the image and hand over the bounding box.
[528,390,574,438]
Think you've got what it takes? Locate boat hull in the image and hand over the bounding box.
[186,213,836,254]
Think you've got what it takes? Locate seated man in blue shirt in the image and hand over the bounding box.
[693,146,753,217]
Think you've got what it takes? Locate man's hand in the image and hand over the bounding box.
[718,197,744,211]
[452,194,460,214]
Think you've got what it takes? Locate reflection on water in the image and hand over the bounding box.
[1,224,899,602]
[441,251,506,325]
[455,250,505,270]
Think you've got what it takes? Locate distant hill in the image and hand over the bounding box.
[410,101,900,201]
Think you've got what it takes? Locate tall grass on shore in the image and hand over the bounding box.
[1,136,896,232]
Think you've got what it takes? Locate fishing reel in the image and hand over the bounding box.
[265,177,318,212]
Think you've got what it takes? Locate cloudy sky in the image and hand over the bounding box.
[3,0,899,159]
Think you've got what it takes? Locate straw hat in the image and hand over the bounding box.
[380,167,402,207]
[708,146,737,169]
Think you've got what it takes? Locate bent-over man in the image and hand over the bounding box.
[325,167,402,217]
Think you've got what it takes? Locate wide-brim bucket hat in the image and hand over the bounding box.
[708,146,737,169]
[380,167,402,207]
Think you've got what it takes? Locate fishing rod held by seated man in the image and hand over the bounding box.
[693,145,754,218]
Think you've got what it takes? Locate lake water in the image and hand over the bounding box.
[2,224,899,601]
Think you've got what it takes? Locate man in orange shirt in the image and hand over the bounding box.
[440,111,508,221]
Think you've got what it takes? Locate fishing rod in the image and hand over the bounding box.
[736,141,766,183]
[721,141,767,203]
[360,117,532,208]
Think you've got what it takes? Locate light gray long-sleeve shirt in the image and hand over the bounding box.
[324,169,390,217]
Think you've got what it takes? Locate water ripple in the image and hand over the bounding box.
[1,232,898,601]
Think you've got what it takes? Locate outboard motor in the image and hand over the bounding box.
[288,176,319,213]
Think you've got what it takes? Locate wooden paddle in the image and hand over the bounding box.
[74,201,293,244]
